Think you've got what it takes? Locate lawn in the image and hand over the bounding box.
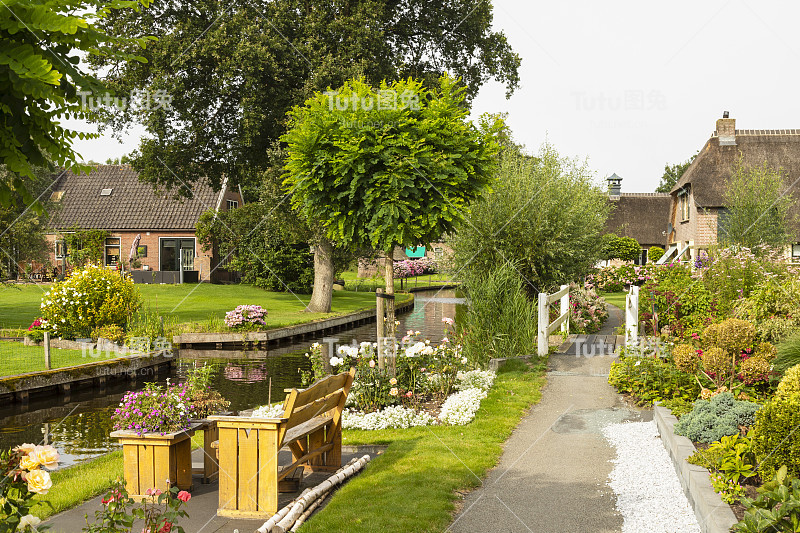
[303,359,546,533]
[0,340,119,377]
[600,291,627,310]
[0,284,408,331]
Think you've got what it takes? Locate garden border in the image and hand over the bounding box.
[654,404,738,533]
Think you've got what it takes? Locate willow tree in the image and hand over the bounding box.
[282,76,501,323]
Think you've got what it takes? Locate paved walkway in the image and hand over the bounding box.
[450,305,651,533]
[43,446,383,533]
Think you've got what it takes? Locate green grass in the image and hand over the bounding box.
[0,284,409,331]
[32,432,207,521]
[33,449,123,521]
[600,291,627,310]
[0,340,118,377]
[302,358,546,533]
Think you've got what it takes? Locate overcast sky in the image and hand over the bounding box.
[66,0,800,193]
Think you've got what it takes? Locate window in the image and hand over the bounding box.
[160,238,195,271]
[105,237,121,266]
[100,188,113,196]
[55,240,66,259]
[136,245,147,258]
[679,191,690,222]
[434,247,444,260]
[227,199,238,210]
[633,248,647,265]
[792,244,800,263]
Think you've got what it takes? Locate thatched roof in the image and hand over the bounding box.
[605,193,671,247]
[48,165,224,231]
[671,130,800,208]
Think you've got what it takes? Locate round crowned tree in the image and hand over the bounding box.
[282,75,501,329]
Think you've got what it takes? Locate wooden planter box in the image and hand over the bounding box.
[111,423,200,499]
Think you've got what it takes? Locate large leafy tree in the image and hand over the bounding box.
[0,0,152,208]
[92,0,520,193]
[719,158,796,252]
[283,76,502,322]
[655,154,697,193]
[449,142,612,295]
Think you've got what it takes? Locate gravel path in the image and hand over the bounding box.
[603,420,702,533]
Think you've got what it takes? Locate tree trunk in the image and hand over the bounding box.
[306,237,334,313]
[384,252,396,374]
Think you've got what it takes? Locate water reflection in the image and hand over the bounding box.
[0,289,465,464]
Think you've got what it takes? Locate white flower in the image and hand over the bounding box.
[18,514,41,529]
[439,388,488,425]
[461,357,468,364]
[342,406,436,430]
[329,356,344,367]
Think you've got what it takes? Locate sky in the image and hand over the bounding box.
[65,0,800,193]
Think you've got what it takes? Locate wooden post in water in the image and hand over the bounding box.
[376,288,385,370]
[44,331,51,370]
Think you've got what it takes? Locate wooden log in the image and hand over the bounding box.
[288,487,332,532]
[255,457,360,533]
[272,455,370,533]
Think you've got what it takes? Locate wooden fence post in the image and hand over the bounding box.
[559,284,570,334]
[44,331,51,370]
[625,285,639,346]
[537,292,548,356]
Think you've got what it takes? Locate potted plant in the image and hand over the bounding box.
[182,365,231,484]
[110,381,200,498]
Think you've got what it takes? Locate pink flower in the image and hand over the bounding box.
[442,317,455,326]
[177,490,191,502]
[369,359,376,368]
[145,488,162,496]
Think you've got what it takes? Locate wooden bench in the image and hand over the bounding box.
[209,368,355,518]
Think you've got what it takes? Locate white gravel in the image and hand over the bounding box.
[602,420,702,533]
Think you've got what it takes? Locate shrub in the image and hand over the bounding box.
[91,324,125,344]
[672,344,700,374]
[775,364,800,400]
[737,356,772,385]
[648,246,664,263]
[600,234,640,262]
[700,347,732,383]
[568,282,609,334]
[707,318,756,357]
[752,393,800,480]
[674,392,761,443]
[224,305,268,329]
[688,433,755,503]
[608,353,700,406]
[40,263,140,339]
[734,466,800,533]
[701,247,777,315]
[112,382,192,435]
[736,277,800,344]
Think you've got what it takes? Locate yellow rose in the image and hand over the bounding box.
[389,378,398,386]
[18,514,41,530]
[31,445,59,470]
[26,469,52,494]
[14,443,35,455]
[19,455,39,471]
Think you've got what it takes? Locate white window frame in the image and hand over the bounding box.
[227,199,238,210]
[104,237,121,266]
[792,243,800,263]
[679,191,690,222]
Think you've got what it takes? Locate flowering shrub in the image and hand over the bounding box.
[455,369,495,391]
[83,479,191,533]
[24,318,45,343]
[0,443,60,532]
[439,387,488,425]
[224,305,267,329]
[588,263,661,292]
[112,381,192,435]
[393,257,437,278]
[342,405,436,430]
[567,282,609,334]
[251,403,284,418]
[40,263,140,339]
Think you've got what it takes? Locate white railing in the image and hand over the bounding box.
[625,285,639,345]
[537,284,570,356]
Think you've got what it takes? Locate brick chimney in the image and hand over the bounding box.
[607,173,622,199]
[716,111,736,145]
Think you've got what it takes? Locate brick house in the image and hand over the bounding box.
[46,165,242,282]
[661,114,800,263]
[603,173,671,264]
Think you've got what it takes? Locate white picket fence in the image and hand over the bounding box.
[537,285,570,356]
[625,285,639,345]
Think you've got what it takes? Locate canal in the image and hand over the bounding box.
[0,289,465,466]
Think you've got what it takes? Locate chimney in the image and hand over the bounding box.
[607,173,622,199]
[716,111,736,145]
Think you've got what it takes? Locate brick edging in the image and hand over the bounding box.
[654,405,738,533]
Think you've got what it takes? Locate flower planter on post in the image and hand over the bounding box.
[110,423,200,499]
